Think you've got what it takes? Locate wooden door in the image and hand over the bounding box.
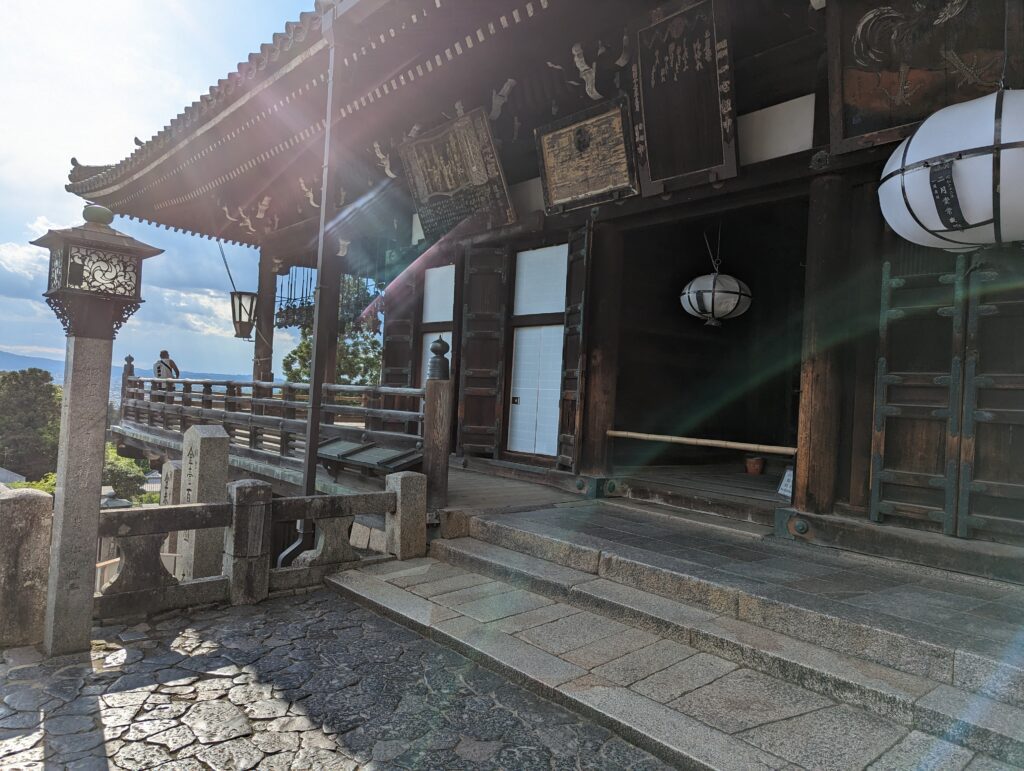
[457,245,511,457]
[871,249,1024,542]
[380,274,421,433]
[556,225,592,472]
[870,250,965,535]
[956,254,1024,540]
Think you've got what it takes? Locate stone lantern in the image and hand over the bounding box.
[30,203,162,655]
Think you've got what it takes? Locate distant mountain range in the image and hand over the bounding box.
[0,350,247,401]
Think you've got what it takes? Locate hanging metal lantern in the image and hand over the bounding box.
[680,272,752,327]
[230,290,258,339]
[879,89,1024,252]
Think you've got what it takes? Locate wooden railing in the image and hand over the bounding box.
[118,366,452,505]
[122,377,425,455]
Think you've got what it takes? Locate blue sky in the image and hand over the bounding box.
[0,1,311,375]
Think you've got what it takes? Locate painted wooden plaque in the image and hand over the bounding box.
[632,0,738,195]
[828,0,1014,154]
[398,108,516,241]
[535,100,638,214]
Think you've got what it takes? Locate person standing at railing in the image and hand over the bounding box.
[153,350,180,403]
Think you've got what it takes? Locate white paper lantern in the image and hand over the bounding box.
[879,89,1024,252]
[680,272,751,326]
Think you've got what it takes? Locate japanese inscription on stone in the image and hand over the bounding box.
[183,446,197,504]
[398,108,516,241]
[632,0,737,193]
[536,101,638,213]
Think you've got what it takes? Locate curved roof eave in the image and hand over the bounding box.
[65,5,326,199]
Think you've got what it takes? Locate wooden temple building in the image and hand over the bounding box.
[69,0,1024,578]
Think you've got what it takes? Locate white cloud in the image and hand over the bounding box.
[26,216,70,238]
[0,242,48,279]
[0,343,65,358]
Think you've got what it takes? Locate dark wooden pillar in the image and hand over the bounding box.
[302,9,346,495]
[846,182,884,509]
[253,250,277,382]
[580,225,624,476]
[794,174,849,514]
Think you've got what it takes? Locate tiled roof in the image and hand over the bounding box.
[66,4,325,196]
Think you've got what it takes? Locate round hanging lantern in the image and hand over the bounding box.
[680,272,751,327]
[879,89,1024,252]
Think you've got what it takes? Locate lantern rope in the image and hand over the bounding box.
[218,241,238,293]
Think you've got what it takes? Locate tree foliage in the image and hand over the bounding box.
[9,473,56,495]
[281,274,383,384]
[102,444,147,500]
[281,325,382,384]
[0,368,61,481]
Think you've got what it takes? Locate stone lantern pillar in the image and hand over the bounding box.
[31,204,162,655]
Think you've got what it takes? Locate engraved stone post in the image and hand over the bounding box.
[179,425,230,580]
[385,472,427,560]
[0,487,53,648]
[225,480,273,605]
[160,461,182,576]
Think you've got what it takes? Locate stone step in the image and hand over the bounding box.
[424,538,1024,766]
[467,514,1024,711]
[429,536,597,599]
[325,559,1019,769]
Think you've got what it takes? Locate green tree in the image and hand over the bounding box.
[102,444,146,500]
[0,368,61,480]
[281,274,383,384]
[9,472,57,495]
[281,325,382,384]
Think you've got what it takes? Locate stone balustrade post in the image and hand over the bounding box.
[178,425,230,580]
[0,486,53,648]
[225,480,274,605]
[385,472,427,560]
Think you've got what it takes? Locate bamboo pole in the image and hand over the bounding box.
[606,430,797,457]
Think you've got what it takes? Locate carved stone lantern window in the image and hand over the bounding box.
[31,204,163,339]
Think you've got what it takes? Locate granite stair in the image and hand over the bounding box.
[327,509,1024,769]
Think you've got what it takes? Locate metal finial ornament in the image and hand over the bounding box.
[426,336,451,381]
[83,204,114,226]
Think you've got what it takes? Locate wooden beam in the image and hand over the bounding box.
[846,182,884,508]
[580,224,623,476]
[794,173,848,514]
[253,249,278,381]
[303,14,347,496]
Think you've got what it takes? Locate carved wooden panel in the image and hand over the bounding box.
[398,108,516,242]
[631,0,738,194]
[828,0,1015,154]
[535,100,638,214]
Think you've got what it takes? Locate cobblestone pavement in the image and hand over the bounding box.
[0,590,670,770]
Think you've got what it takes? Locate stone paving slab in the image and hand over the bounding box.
[516,612,630,655]
[453,588,554,623]
[669,667,833,734]
[0,590,671,770]
[591,640,697,687]
[738,704,908,770]
[629,653,737,704]
[868,730,975,771]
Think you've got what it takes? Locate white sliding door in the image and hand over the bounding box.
[508,325,564,456]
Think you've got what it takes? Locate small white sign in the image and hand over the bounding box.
[777,466,794,500]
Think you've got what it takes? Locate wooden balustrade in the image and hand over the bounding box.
[117,362,451,507]
[121,377,427,459]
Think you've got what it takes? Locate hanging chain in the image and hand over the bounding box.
[703,226,722,273]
